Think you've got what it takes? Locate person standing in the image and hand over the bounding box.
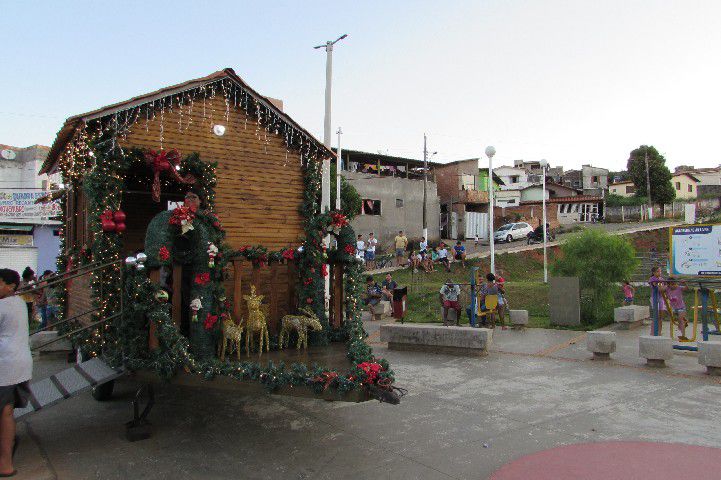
[0,268,33,477]
[355,234,366,266]
[18,267,37,324]
[394,230,408,267]
[365,233,378,270]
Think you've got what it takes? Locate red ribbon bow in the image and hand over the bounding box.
[144,149,196,202]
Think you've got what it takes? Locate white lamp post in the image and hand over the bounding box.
[336,127,343,210]
[485,146,496,275]
[539,159,549,283]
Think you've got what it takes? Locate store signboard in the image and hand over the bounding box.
[0,234,33,247]
[0,190,61,221]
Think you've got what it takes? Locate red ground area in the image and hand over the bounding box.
[490,441,719,480]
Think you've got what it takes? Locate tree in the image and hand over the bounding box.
[626,145,675,205]
[330,163,362,220]
[551,229,638,324]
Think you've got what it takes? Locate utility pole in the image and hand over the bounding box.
[423,133,428,241]
[336,127,343,210]
[485,146,496,275]
[644,148,652,220]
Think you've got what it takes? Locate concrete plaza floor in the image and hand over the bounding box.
[13,318,721,480]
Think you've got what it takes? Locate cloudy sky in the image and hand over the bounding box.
[2,0,720,171]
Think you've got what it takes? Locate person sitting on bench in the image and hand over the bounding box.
[439,279,462,326]
[363,276,383,321]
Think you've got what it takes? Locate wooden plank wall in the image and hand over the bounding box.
[116,95,308,331]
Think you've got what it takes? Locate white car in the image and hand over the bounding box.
[494,222,533,243]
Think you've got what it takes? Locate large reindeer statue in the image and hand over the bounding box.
[243,285,269,356]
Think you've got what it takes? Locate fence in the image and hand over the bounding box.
[605,198,720,223]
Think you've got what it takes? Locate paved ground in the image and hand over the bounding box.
[13,314,721,480]
[368,220,680,274]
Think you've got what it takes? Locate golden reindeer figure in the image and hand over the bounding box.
[279,307,324,350]
[243,285,269,356]
[218,314,244,362]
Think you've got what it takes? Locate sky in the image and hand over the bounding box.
[2,0,720,172]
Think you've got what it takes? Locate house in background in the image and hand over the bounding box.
[609,181,636,198]
[337,149,441,246]
[435,159,504,240]
[494,165,529,188]
[561,165,608,196]
[671,172,699,200]
[0,144,61,274]
[674,167,721,197]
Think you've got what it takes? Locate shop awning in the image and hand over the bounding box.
[0,224,34,232]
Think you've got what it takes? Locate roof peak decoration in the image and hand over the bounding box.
[42,68,332,179]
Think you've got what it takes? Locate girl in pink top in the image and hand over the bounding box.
[622,281,635,305]
[666,279,688,339]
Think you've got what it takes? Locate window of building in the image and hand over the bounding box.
[396,198,404,208]
[675,182,681,190]
[625,185,635,194]
[460,174,476,190]
[688,184,693,192]
[573,181,581,187]
[361,199,381,216]
[510,175,519,183]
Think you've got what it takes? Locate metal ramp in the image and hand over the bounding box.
[14,357,125,419]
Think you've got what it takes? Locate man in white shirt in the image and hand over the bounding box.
[0,268,32,477]
[365,233,378,269]
[437,244,451,272]
[355,234,366,265]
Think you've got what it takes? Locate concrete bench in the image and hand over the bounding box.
[440,307,459,326]
[380,323,492,356]
[614,305,650,329]
[510,310,529,329]
[586,331,616,360]
[639,335,673,367]
[366,301,392,321]
[29,331,72,353]
[698,341,721,376]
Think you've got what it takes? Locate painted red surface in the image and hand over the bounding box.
[490,441,720,480]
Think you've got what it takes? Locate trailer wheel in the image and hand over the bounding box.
[92,380,115,401]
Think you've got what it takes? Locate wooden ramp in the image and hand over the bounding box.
[14,357,125,419]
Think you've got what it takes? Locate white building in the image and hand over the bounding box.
[0,144,62,274]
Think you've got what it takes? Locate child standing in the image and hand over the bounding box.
[622,281,635,306]
[666,279,689,340]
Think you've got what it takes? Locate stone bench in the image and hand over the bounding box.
[380,323,492,356]
[510,310,529,329]
[587,331,616,360]
[614,305,650,329]
[364,300,392,321]
[29,331,72,353]
[698,341,721,376]
[639,335,673,367]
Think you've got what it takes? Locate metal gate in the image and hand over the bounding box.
[450,212,458,240]
[464,212,489,240]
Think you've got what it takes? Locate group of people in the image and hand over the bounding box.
[17,267,57,330]
[355,230,468,273]
[363,273,399,321]
[439,273,506,327]
[646,266,693,340]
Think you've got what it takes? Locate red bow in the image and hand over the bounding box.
[144,149,196,202]
[312,372,339,391]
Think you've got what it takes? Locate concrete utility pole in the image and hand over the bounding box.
[314,34,346,319]
[644,148,652,219]
[423,133,428,241]
[485,146,496,275]
[336,127,343,210]
[540,159,548,283]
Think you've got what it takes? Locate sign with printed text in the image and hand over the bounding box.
[669,224,721,277]
[0,190,61,221]
[0,234,33,247]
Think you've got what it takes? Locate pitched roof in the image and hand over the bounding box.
[41,68,331,174]
[671,172,701,182]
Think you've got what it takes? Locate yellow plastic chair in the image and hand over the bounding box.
[476,294,499,326]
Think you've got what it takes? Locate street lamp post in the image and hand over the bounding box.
[485,146,496,275]
[423,133,428,240]
[336,127,343,210]
[540,159,549,283]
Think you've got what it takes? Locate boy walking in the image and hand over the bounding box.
[365,233,378,269]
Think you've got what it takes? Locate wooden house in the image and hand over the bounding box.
[40,68,334,343]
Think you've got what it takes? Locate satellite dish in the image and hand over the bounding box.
[1,149,16,160]
[212,124,226,136]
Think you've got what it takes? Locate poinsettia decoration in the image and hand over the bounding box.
[357,361,384,384]
[282,248,296,261]
[344,244,355,255]
[169,205,196,235]
[194,272,210,285]
[158,246,170,261]
[204,313,219,330]
[330,211,349,229]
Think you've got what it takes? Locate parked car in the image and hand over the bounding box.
[494,222,533,243]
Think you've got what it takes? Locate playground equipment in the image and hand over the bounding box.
[468,267,506,328]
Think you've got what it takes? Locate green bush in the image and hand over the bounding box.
[605,193,648,207]
[551,229,638,324]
